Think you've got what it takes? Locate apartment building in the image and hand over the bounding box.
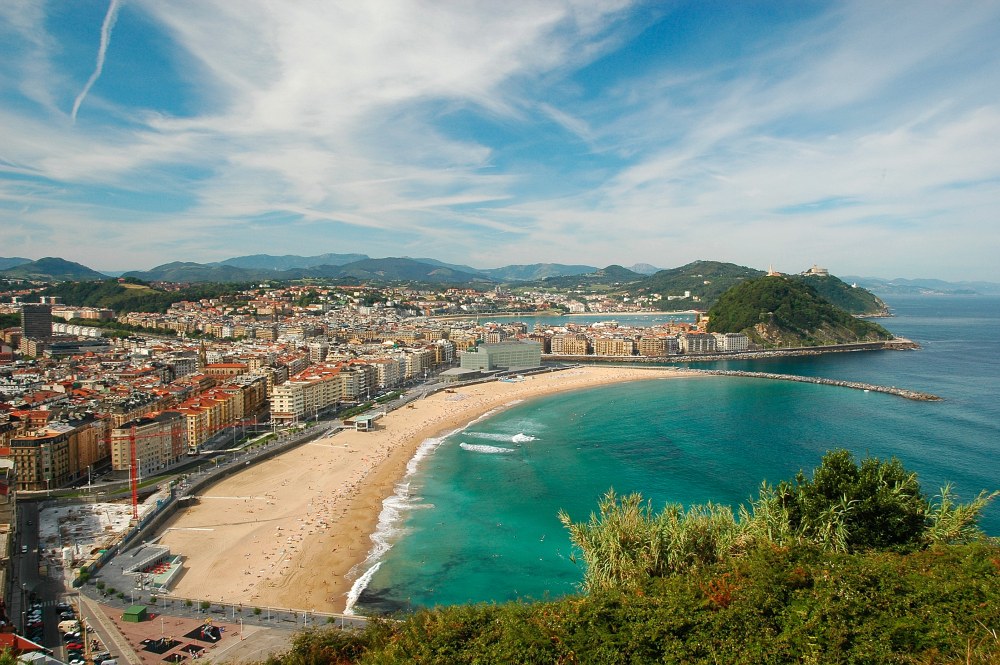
[110,411,187,476]
[551,333,589,355]
[593,337,636,357]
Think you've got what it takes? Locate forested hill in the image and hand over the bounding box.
[39,279,241,313]
[706,276,892,347]
[794,272,887,315]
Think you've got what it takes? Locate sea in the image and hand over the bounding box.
[350,295,1000,614]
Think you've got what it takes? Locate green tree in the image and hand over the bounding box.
[776,450,927,551]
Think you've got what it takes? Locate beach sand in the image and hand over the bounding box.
[157,366,698,613]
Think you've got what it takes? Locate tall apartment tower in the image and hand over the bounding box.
[21,303,53,339]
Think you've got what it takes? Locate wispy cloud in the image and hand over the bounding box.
[1,1,999,279]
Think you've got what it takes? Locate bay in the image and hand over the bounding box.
[354,295,1000,613]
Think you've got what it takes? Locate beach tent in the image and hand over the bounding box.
[122,605,148,622]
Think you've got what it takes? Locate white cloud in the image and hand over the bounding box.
[1,1,999,280]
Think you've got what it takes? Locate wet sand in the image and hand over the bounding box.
[158,366,699,612]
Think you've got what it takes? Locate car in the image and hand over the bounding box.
[55,603,72,612]
[66,643,84,650]
[59,612,75,620]
[20,545,27,554]
[62,632,80,641]
[69,659,86,665]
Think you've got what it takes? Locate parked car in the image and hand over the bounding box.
[65,642,84,650]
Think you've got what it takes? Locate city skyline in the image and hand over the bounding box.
[2,1,1000,281]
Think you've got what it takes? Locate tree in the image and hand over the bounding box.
[776,450,927,551]
[560,451,996,593]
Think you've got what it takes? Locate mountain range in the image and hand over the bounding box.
[2,254,998,300]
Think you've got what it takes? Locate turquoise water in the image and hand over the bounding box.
[353,296,1000,613]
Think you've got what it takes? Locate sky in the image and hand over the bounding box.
[1,1,999,281]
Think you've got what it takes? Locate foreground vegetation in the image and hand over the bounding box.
[274,543,999,664]
[266,452,998,664]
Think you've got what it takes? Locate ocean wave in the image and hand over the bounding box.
[459,442,516,454]
[464,431,537,443]
[343,561,381,616]
[344,412,505,613]
[464,431,514,442]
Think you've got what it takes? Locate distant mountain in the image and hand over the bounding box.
[482,263,598,282]
[410,258,489,277]
[541,265,645,287]
[0,257,107,282]
[121,257,491,284]
[634,260,765,310]
[327,257,491,284]
[628,263,661,275]
[707,277,893,347]
[0,257,32,271]
[123,262,262,283]
[844,276,1000,297]
[216,253,369,271]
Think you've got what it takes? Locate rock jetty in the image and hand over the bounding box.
[692,369,941,401]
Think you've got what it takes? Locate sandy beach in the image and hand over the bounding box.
[157,366,699,613]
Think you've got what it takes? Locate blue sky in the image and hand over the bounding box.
[2,1,999,280]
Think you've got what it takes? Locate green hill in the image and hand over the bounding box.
[482,263,599,281]
[40,279,241,313]
[0,256,107,282]
[707,276,892,346]
[791,273,887,315]
[122,261,264,283]
[325,257,492,284]
[0,256,32,270]
[632,260,764,310]
[540,264,645,288]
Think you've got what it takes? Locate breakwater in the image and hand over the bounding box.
[692,369,941,401]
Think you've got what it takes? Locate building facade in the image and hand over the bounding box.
[459,341,542,371]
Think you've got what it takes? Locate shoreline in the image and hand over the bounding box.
[157,366,699,613]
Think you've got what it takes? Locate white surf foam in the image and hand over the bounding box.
[511,433,537,443]
[464,431,514,442]
[343,409,506,614]
[459,442,516,454]
[343,561,381,616]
